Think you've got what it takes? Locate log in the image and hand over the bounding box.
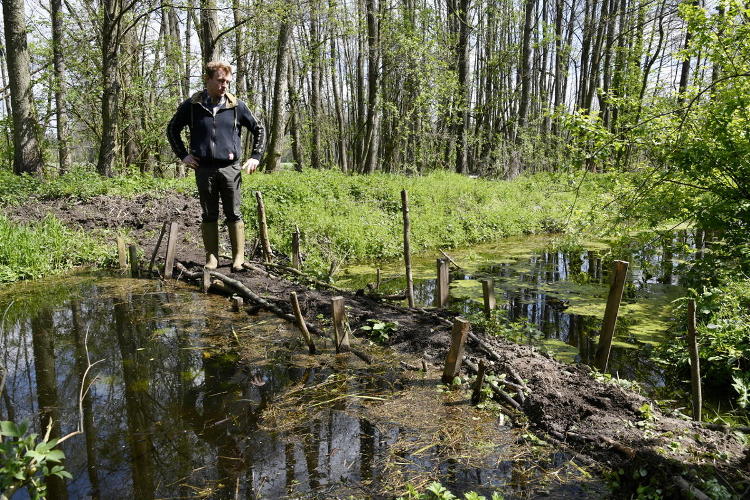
[471,361,487,405]
[436,259,449,308]
[147,222,167,274]
[164,222,179,279]
[255,191,272,263]
[117,236,127,269]
[481,279,495,319]
[687,299,702,421]
[442,318,470,383]
[401,190,415,308]
[290,292,316,354]
[128,245,139,278]
[594,260,629,372]
[331,296,350,353]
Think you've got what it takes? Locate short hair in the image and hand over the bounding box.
[205,61,233,79]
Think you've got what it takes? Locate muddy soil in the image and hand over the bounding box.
[11,192,750,498]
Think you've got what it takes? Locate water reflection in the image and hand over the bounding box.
[0,277,599,498]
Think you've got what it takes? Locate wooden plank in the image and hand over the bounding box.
[687,299,702,421]
[291,227,301,269]
[593,260,629,372]
[291,292,316,354]
[442,318,471,383]
[116,236,127,269]
[481,279,495,319]
[331,296,350,353]
[401,190,415,307]
[147,222,168,274]
[436,258,449,308]
[128,245,139,278]
[255,191,272,263]
[163,222,179,279]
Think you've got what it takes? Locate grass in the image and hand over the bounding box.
[0,165,621,282]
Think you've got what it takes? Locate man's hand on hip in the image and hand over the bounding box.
[182,154,199,169]
[242,158,259,174]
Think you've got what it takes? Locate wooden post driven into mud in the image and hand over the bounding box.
[442,318,471,383]
[290,292,316,354]
[202,267,211,293]
[117,236,127,269]
[231,296,244,312]
[436,259,449,308]
[163,222,179,279]
[401,190,415,308]
[376,268,381,289]
[471,360,487,405]
[331,296,350,353]
[128,245,139,278]
[687,299,702,421]
[481,279,495,319]
[291,227,301,269]
[148,222,168,274]
[255,191,272,263]
[594,260,629,372]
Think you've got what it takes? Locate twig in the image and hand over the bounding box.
[440,250,462,270]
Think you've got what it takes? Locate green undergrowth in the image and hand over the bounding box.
[0,165,192,205]
[0,215,110,283]
[241,169,618,277]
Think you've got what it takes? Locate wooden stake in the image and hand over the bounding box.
[163,222,179,279]
[331,296,350,353]
[687,299,702,421]
[436,259,449,308]
[147,222,168,274]
[442,318,470,383]
[471,360,487,405]
[255,191,272,263]
[291,292,316,354]
[291,227,301,269]
[376,268,381,289]
[594,260,629,372]
[481,279,496,319]
[128,245,139,278]
[116,236,127,269]
[401,190,415,307]
[231,296,244,312]
[202,267,211,293]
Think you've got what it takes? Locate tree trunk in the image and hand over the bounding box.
[200,0,220,66]
[50,0,71,174]
[97,0,120,177]
[517,0,536,135]
[310,0,322,169]
[329,0,348,173]
[287,54,304,171]
[264,17,290,173]
[363,0,380,174]
[449,0,471,174]
[2,0,44,175]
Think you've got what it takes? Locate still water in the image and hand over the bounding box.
[0,275,604,499]
[337,230,703,390]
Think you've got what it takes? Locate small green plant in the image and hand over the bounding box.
[0,420,72,499]
[359,319,399,344]
[731,375,750,409]
[396,481,504,500]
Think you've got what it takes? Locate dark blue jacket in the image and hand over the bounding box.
[167,91,266,163]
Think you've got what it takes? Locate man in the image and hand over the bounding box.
[167,61,265,272]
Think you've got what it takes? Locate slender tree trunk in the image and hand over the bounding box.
[310,0,322,169]
[50,0,71,173]
[232,0,246,97]
[264,17,290,173]
[363,0,380,173]
[355,0,366,171]
[2,0,44,175]
[449,0,470,174]
[517,0,536,134]
[287,54,304,170]
[97,0,121,177]
[200,0,220,66]
[329,0,348,173]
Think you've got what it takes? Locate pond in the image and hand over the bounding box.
[337,229,705,394]
[0,274,606,499]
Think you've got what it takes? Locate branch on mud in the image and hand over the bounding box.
[464,359,521,411]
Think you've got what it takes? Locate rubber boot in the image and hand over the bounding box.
[201,222,219,270]
[228,221,245,272]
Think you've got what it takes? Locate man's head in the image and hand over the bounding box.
[204,61,233,100]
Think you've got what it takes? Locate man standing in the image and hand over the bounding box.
[167,61,265,272]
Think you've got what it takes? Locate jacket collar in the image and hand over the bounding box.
[190,90,238,109]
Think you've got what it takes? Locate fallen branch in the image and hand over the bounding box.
[262,262,346,292]
[464,359,521,411]
[673,476,711,500]
[440,250,462,270]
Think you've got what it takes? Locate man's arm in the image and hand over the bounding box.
[238,102,266,161]
[166,100,192,162]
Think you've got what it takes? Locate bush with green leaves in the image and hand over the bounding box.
[397,481,504,500]
[0,420,71,500]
